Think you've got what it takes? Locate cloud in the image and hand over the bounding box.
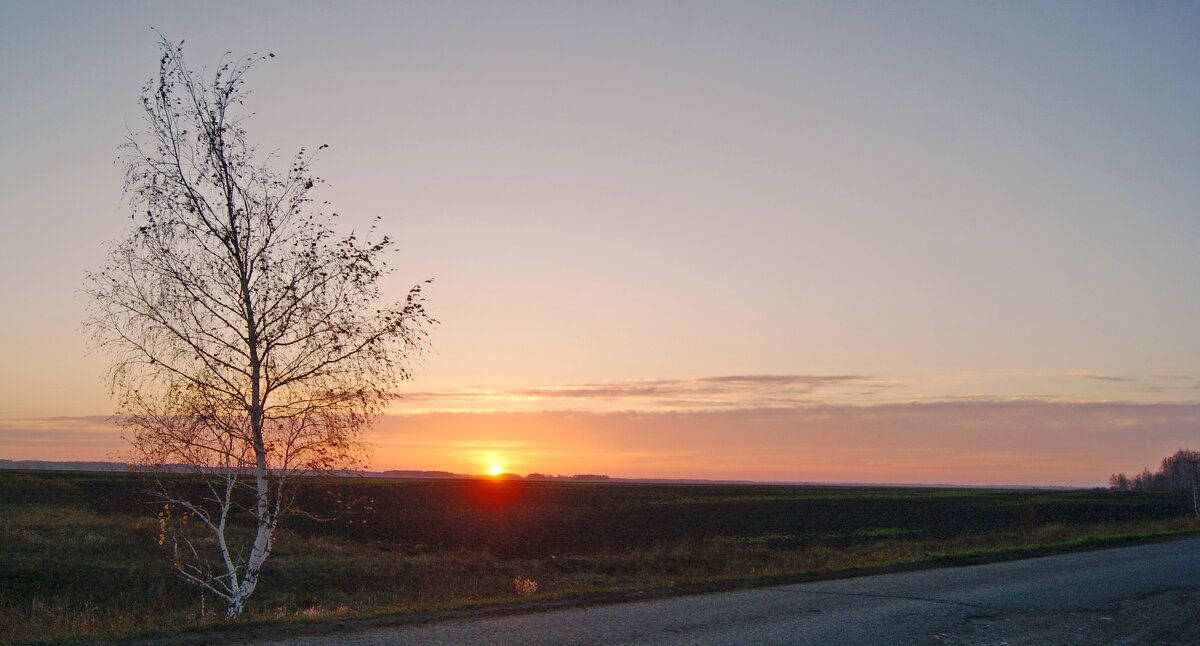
[1065,371,1135,382]
[695,375,868,385]
[510,375,881,398]
[369,400,1200,486]
[1063,372,1200,393]
[393,374,900,412]
[0,416,124,459]
[1141,375,1200,393]
[396,370,1200,416]
[9,400,1200,486]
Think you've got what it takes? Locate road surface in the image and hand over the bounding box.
[227,537,1200,645]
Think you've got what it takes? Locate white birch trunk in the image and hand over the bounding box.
[88,37,433,623]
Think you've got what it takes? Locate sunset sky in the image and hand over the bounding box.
[2,2,1199,485]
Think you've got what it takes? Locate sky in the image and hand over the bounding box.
[2,1,1199,485]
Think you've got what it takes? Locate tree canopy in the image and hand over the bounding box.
[85,37,434,618]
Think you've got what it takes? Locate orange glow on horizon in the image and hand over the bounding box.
[487,464,503,476]
[353,401,1200,488]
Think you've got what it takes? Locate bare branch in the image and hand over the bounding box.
[85,36,434,620]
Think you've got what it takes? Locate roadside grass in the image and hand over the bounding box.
[0,472,1195,645]
[0,505,199,641]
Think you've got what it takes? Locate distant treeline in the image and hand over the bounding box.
[524,473,611,481]
[1109,449,1200,493]
[0,459,128,472]
[0,460,611,482]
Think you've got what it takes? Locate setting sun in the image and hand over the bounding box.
[488,464,503,477]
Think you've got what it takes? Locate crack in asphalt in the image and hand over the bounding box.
[778,587,1002,612]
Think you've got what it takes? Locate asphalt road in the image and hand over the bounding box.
[238,537,1200,645]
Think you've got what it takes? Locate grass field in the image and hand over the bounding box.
[0,470,1195,644]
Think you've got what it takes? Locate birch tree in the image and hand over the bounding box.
[85,38,433,619]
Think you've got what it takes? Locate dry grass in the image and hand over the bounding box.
[0,473,1195,645]
[0,506,211,642]
[512,576,539,597]
[504,517,1198,595]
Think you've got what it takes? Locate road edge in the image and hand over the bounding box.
[89,530,1200,646]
